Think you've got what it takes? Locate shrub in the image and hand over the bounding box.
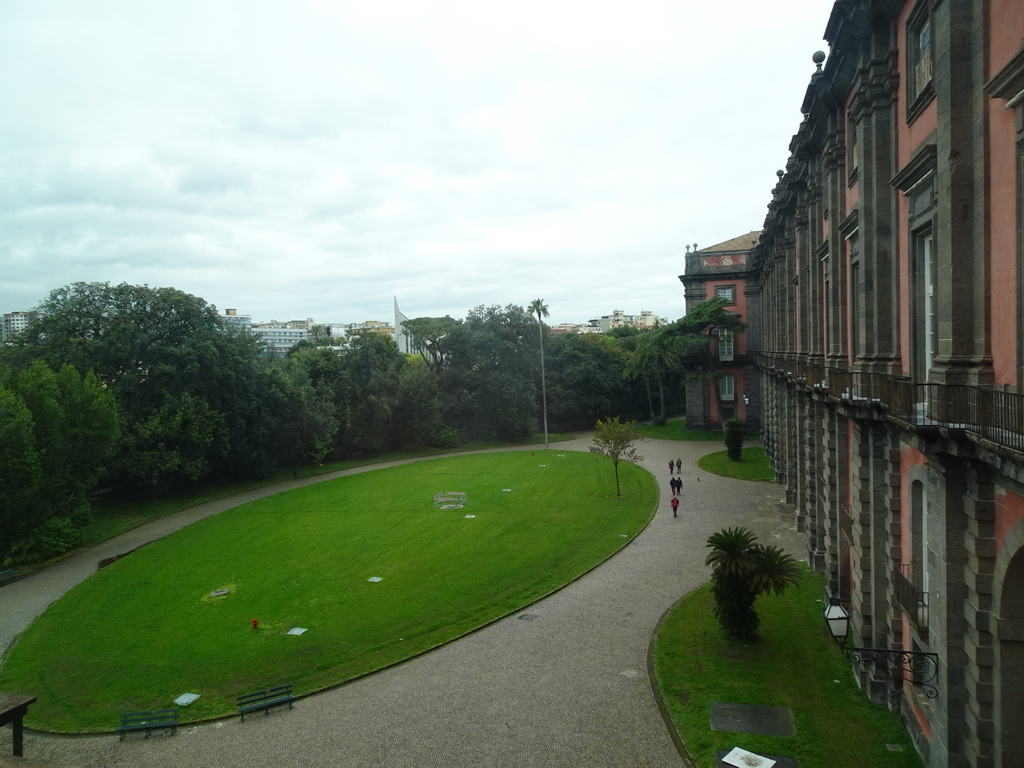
[724,417,745,461]
[705,526,801,639]
[433,425,462,449]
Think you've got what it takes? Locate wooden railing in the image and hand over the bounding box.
[758,354,1024,453]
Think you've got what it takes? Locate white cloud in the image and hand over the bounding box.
[0,0,827,326]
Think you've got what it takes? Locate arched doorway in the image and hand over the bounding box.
[996,525,1024,766]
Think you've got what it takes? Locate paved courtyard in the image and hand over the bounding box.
[0,433,804,768]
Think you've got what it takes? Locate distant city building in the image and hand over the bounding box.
[312,323,349,340]
[217,309,252,331]
[344,320,395,338]
[588,309,668,332]
[550,322,602,334]
[394,297,414,355]
[250,323,308,355]
[2,311,40,341]
[216,301,660,353]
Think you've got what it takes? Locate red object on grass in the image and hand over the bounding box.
[252,618,259,630]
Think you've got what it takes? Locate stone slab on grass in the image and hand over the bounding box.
[716,748,797,768]
[710,701,795,737]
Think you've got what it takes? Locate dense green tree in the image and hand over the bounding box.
[282,344,351,464]
[0,386,43,551]
[2,282,314,484]
[623,328,686,425]
[592,416,645,496]
[124,392,227,484]
[9,282,220,390]
[441,305,538,441]
[0,363,119,563]
[4,283,232,484]
[392,359,443,448]
[340,333,405,453]
[546,333,634,430]
[403,316,460,373]
[12,363,120,510]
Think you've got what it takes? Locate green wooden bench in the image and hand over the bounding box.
[236,684,294,722]
[117,708,179,740]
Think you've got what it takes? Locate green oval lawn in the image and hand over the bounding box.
[0,451,655,732]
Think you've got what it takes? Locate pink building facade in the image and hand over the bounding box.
[755,1,1024,765]
[679,233,760,430]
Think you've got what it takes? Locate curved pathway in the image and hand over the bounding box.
[0,434,803,768]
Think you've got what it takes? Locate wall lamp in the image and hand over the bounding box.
[824,600,940,698]
[742,393,750,406]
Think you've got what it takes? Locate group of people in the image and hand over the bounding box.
[668,458,683,517]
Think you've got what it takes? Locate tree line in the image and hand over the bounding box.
[0,281,742,564]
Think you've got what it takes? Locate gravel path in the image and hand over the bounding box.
[0,434,803,768]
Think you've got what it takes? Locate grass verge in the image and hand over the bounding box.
[81,432,576,548]
[1,450,654,732]
[635,418,723,442]
[696,447,774,482]
[653,570,922,768]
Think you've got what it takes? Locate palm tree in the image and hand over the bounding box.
[705,526,802,639]
[528,299,550,449]
[626,329,685,425]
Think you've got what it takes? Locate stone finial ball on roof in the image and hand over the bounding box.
[777,170,785,178]
[813,50,826,67]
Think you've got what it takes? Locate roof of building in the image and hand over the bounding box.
[696,231,760,254]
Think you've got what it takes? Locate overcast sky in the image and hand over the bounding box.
[2,0,828,327]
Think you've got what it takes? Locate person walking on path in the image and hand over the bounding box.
[675,458,682,474]
[668,460,675,476]
[670,496,679,517]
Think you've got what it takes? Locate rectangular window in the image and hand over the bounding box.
[718,328,734,362]
[1019,136,1024,390]
[720,374,735,401]
[715,285,736,305]
[912,228,936,382]
[850,261,860,362]
[907,1,934,122]
[848,116,860,184]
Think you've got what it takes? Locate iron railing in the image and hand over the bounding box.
[758,353,1024,453]
[893,565,928,631]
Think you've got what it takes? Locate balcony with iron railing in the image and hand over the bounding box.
[758,353,1024,455]
[893,564,929,635]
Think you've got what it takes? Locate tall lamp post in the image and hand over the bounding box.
[529,299,550,450]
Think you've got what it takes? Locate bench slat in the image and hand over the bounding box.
[236,684,294,721]
[117,709,178,740]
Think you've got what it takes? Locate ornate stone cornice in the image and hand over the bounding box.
[985,45,1024,102]
[848,52,899,122]
[839,209,860,241]
[891,143,937,192]
[821,129,847,173]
